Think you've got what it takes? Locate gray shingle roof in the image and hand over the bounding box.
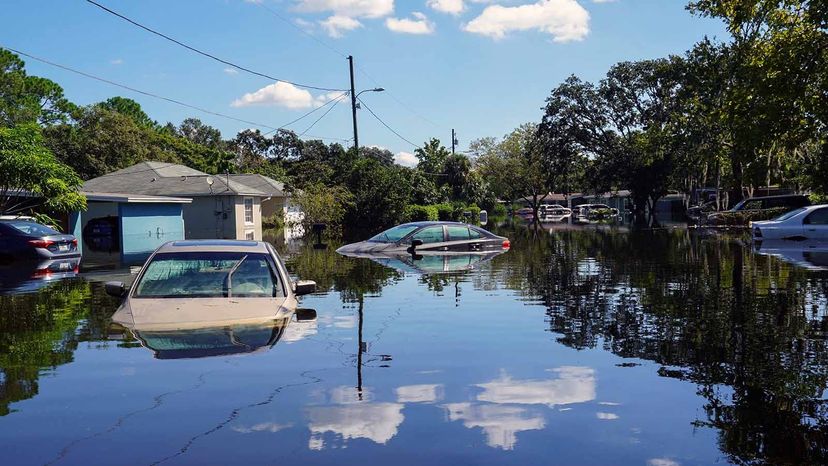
[83,162,279,197]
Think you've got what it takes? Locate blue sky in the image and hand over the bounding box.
[2,0,726,165]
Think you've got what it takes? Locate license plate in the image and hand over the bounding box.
[58,262,70,270]
[58,244,69,251]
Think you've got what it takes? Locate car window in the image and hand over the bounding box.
[805,208,828,225]
[134,252,282,298]
[369,225,419,243]
[741,200,762,210]
[774,207,807,221]
[2,221,61,236]
[446,226,471,241]
[468,228,483,239]
[411,226,445,244]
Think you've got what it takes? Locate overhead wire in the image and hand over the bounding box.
[5,46,349,141]
[357,97,420,149]
[83,0,346,92]
[299,94,348,137]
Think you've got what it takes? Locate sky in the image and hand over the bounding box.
[1,0,728,166]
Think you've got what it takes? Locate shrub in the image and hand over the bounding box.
[705,207,788,226]
[435,203,455,221]
[404,204,438,222]
[492,203,507,216]
[262,210,285,229]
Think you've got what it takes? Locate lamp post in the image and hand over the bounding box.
[348,55,384,155]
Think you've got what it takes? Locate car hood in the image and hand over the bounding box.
[336,241,398,257]
[751,220,780,227]
[112,296,296,330]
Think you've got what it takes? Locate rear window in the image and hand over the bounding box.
[134,252,283,298]
[773,207,807,221]
[2,221,61,236]
[447,226,471,241]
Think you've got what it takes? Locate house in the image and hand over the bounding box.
[80,161,296,249]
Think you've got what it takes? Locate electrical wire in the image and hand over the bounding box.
[355,66,443,129]
[299,94,347,137]
[254,2,348,59]
[5,46,349,141]
[357,97,420,149]
[84,0,346,92]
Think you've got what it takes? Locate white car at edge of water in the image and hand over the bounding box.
[751,204,828,241]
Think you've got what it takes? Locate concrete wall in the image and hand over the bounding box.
[119,203,185,265]
[233,195,262,240]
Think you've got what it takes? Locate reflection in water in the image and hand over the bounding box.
[340,250,508,275]
[753,239,828,271]
[307,402,405,449]
[443,403,545,450]
[476,367,596,406]
[395,384,444,404]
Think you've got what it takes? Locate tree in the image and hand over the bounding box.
[0,124,85,214]
[293,183,354,230]
[414,138,450,175]
[176,118,223,149]
[97,97,156,128]
[0,48,76,126]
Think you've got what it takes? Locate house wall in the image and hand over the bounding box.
[119,203,185,265]
[77,201,120,265]
[182,196,237,240]
[233,195,262,240]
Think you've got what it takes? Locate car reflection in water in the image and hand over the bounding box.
[340,250,507,275]
[114,309,318,360]
[0,257,81,295]
[753,240,828,271]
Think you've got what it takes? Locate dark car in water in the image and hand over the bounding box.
[0,218,80,261]
[336,221,510,256]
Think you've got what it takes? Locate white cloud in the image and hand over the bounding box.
[396,384,444,403]
[223,67,238,75]
[231,82,343,109]
[232,422,292,433]
[294,0,394,18]
[319,15,363,37]
[444,403,545,450]
[596,412,619,420]
[647,459,680,466]
[475,367,596,406]
[307,403,404,449]
[385,12,435,34]
[463,0,590,42]
[427,0,465,15]
[395,151,419,167]
[110,58,123,65]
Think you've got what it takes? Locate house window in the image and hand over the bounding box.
[244,197,254,224]
[245,230,255,240]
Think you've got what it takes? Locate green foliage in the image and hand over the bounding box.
[0,48,76,126]
[705,207,788,226]
[0,124,85,214]
[294,183,353,230]
[493,203,508,216]
[404,204,439,222]
[343,158,411,232]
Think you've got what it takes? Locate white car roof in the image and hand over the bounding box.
[154,240,271,254]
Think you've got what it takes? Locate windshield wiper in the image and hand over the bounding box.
[224,255,248,297]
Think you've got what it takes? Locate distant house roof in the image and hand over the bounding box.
[83,162,289,198]
[81,191,192,204]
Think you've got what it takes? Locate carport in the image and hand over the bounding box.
[69,192,192,267]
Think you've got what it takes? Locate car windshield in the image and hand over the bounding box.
[3,221,61,236]
[134,251,282,298]
[774,207,808,221]
[369,225,419,243]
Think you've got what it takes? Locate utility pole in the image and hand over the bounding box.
[348,55,359,155]
[451,129,456,154]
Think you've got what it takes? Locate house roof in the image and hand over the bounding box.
[81,191,192,204]
[83,162,288,198]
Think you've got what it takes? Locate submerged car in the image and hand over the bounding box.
[336,222,510,256]
[107,240,316,329]
[573,204,619,218]
[0,218,80,261]
[356,250,507,275]
[751,204,828,240]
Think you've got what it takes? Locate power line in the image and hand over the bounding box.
[355,66,443,129]
[254,2,348,59]
[5,46,347,138]
[357,97,420,149]
[83,0,346,93]
[299,94,347,137]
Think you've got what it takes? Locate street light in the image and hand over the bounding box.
[350,86,385,155]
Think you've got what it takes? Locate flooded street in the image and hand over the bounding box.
[1,222,827,465]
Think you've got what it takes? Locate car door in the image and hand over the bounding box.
[445,225,475,251]
[407,226,447,251]
[802,207,828,240]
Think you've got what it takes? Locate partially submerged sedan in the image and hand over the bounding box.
[107,240,316,329]
[336,222,510,256]
[751,204,828,241]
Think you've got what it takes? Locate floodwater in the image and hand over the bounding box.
[1,221,827,465]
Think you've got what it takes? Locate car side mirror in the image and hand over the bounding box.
[408,238,423,255]
[294,280,316,296]
[295,308,317,321]
[105,281,127,298]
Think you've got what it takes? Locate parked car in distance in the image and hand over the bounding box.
[573,204,619,217]
[107,240,316,329]
[751,205,828,240]
[336,222,510,256]
[686,200,718,220]
[0,218,80,261]
[705,194,811,225]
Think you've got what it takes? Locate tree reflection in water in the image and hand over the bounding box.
[489,223,828,465]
